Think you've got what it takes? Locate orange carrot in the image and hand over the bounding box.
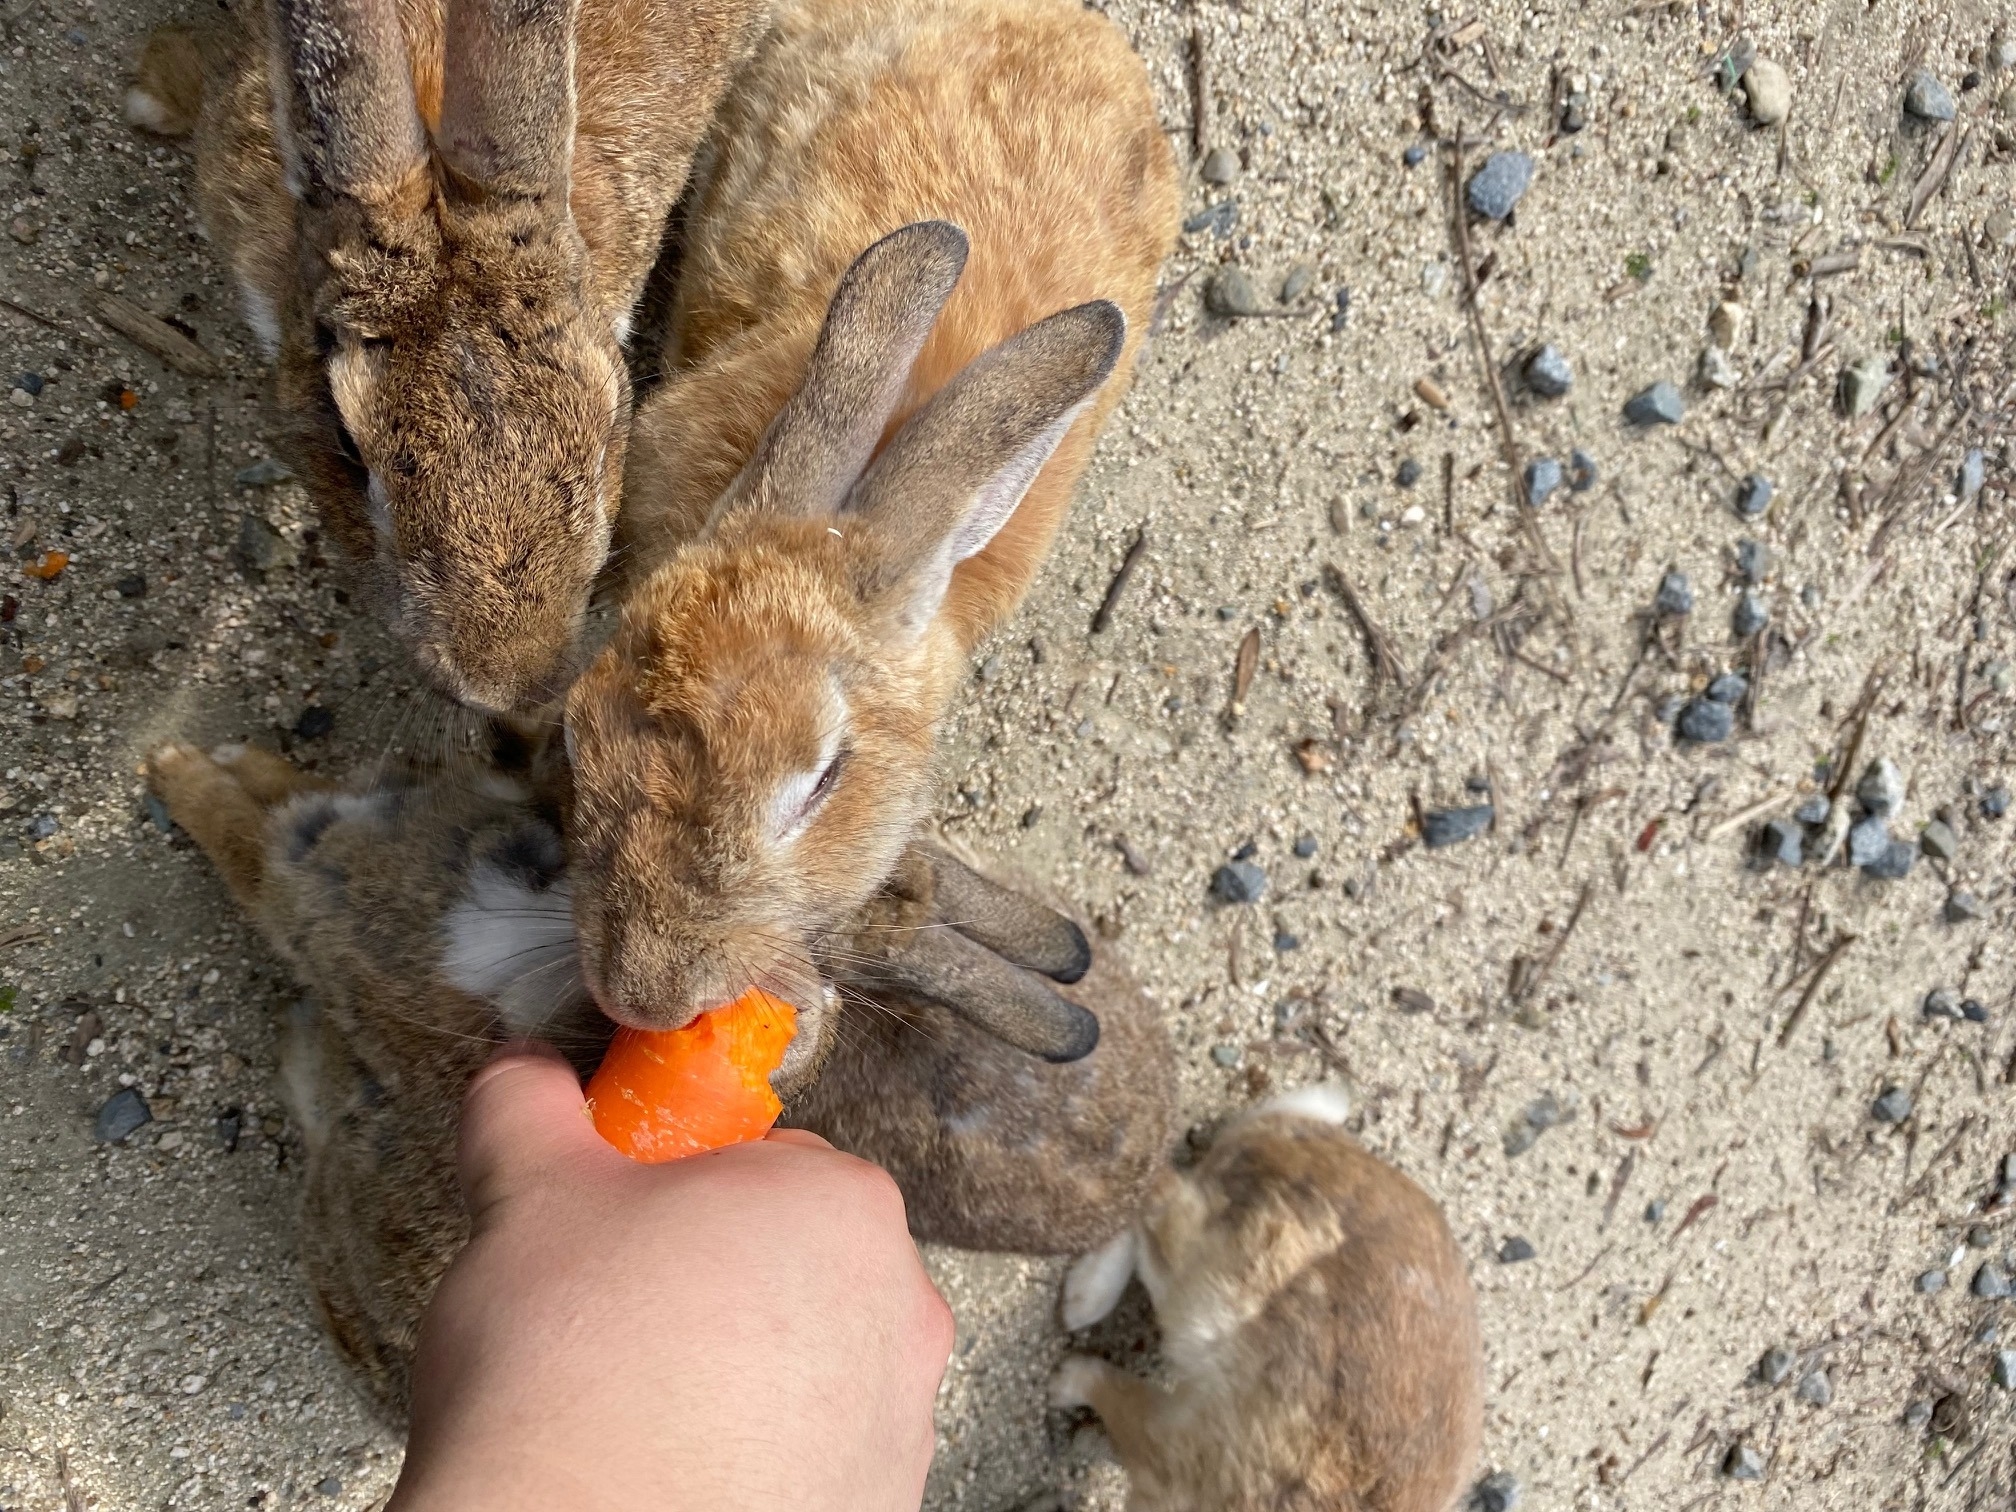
[586,989,798,1163]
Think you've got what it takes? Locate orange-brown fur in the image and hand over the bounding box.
[129,0,769,710]
[1054,1098,1485,1512]
[565,0,1176,1027]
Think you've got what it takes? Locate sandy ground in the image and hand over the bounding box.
[4,0,2016,1507]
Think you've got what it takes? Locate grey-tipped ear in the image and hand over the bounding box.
[437,0,579,200]
[921,847,1092,984]
[846,927,1101,1063]
[712,222,970,525]
[268,0,427,202]
[845,300,1126,639]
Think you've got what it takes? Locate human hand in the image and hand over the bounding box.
[388,1046,953,1512]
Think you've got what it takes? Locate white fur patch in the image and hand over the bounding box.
[122,86,174,133]
[238,281,282,359]
[1061,1228,1138,1331]
[768,686,849,844]
[278,998,329,1157]
[366,472,393,539]
[1048,1355,1108,1410]
[441,864,587,1036]
[1251,1082,1352,1128]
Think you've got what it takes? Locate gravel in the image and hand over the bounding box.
[1917,819,1958,861]
[1207,267,1266,318]
[1996,1351,2016,1390]
[1758,1345,1796,1385]
[1923,988,1960,1020]
[1723,1443,1767,1481]
[1567,448,1598,491]
[1904,69,1957,121]
[1210,860,1268,903]
[1422,805,1494,848]
[1472,1471,1522,1512]
[1983,785,2011,819]
[1959,448,1987,500]
[1735,539,1771,583]
[1732,591,1769,638]
[1794,796,1830,825]
[1871,1087,1913,1123]
[1857,759,1905,818]
[1466,151,1534,219]
[1706,672,1748,705]
[1973,1262,2013,1300]
[1199,145,1240,184]
[234,457,294,488]
[1734,474,1773,518]
[1841,356,1889,416]
[1523,456,1564,507]
[1865,840,1917,880]
[1675,698,1733,744]
[92,1087,153,1143]
[1498,1236,1536,1263]
[1756,819,1802,868]
[1524,345,1572,397]
[1917,1268,1948,1294]
[1795,1369,1832,1407]
[1743,59,1791,125]
[1623,381,1685,426]
[1655,570,1694,616]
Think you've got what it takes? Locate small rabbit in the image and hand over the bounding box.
[562,0,1178,1028]
[145,738,1120,1414]
[1050,1089,1485,1512]
[125,0,769,710]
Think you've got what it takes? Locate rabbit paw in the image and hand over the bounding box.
[1060,1228,1136,1331]
[1049,1355,1109,1411]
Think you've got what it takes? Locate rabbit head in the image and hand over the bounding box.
[267,0,625,712]
[562,221,1126,1030]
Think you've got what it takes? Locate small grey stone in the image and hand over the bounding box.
[1971,1226,1997,1251]
[1732,591,1770,639]
[235,513,295,573]
[15,370,44,396]
[1735,474,1774,518]
[1758,1345,1796,1385]
[1857,758,1906,818]
[1723,1443,1767,1481]
[1568,449,1598,491]
[93,1088,152,1143]
[1960,448,1987,500]
[1396,458,1423,488]
[1700,345,1739,390]
[1465,152,1533,219]
[1973,1262,2013,1300]
[1991,31,2016,72]
[1498,1236,1536,1263]
[1676,698,1734,744]
[1403,142,1428,167]
[1523,456,1565,507]
[1210,860,1268,904]
[1871,1086,1913,1123]
[1624,381,1685,426]
[1525,345,1573,397]
[1983,785,2010,819]
[1525,1092,1567,1130]
[115,572,147,598]
[1919,819,1959,861]
[1422,805,1494,848]
[1707,672,1748,705]
[1794,796,1830,825]
[1905,69,1957,121]
[1209,1043,1242,1068]
[1903,1399,1934,1431]
[1840,356,1889,417]
[1471,1471,1522,1512]
[1917,1268,1948,1294]
[1757,819,1802,867]
[1923,988,1961,1020]
[1743,58,1792,126]
[1292,833,1318,858]
[1503,1123,1539,1157]
[1795,1369,1832,1407]
[316,1478,342,1498]
[1996,1351,2016,1390]
[234,457,294,488]
[1655,569,1694,617]
[1962,997,1989,1021]
[1273,932,1300,953]
[1199,145,1240,184]
[1736,539,1771,583]
[1279,264,1314,305]
[1207,267,1265,318]
[1866,839,1917,880]
[1183,201,1238,237]
[1644,1199,1666,1223]
[29,814,59,840]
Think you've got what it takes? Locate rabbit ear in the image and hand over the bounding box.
[714,221,969,523]
[437,0,579,201]
[918,845,1092,984]
[844,300,1126,640]
[267,0,427,202]
[856,927,1102,1063]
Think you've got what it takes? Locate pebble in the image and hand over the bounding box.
[1525,1092,1567,1130]
[317,1477,343,1498]
[1866,839,1917,880]
[1707,672,1748,705]
[1734,474,1773,518]
[93,1087,153,1143]
[1422,805,1494,848]
[1758,1345,1796,1385]
[1524,345,1573,397]
[1655,570,1694,617]
[1743,59,1792,125]
[1997,1351,2016,1390]
[1199,145,1240,184]
[1733,590,1770,639]
[1403,142,1427,167]
[1840,356,1889,417]
[1794,795,1830,825]
[1871,1086,1913,1123]
[1272,932,1300,953]
[1918,819,1958,860]
[1918,1268,1948,1294]
[115,572,148,599]
[1699,346,1739,390]
[1644,1199,1666,1223]
[1279,264,1314,304]
[1465,151,1533,220]
[1993,30,2016,71]
[8,385,35,409]
[1923,988,1961,1020]
[1974,1262,2013,1300]
[236,513,294,574]
[1568,449,1598,491]
[1983,785,2010,819]
[1209,1043,1242,1068]
[1676,698,1733,744]
[1183,201,1238,237]
[1723,1443,1766,1481]
[1903,1400,1934,1431]
[1857,758,1905,818]
[1904,69,1957,121]
[234,457,294,488]
[1962,996,1989,1021]
[1960,448,1987,500]
[1396,458,1422,488]
[1757,818,1802,868]
[1472,1471,1522,1512]
[1624,381,1685,426]
[1207,267,1266,319]
[1736,539,1770,583]
[295,705,336,740]
[1847,816,1892,867]
[1498,1236,1536,1264]
[1795,1369,1832,1407]
[1210,860,1267,904]
[15,370,45,397]
[1523,457,1564,507]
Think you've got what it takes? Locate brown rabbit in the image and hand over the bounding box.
[1051,1088,1485,1512]
[125,0,769,711]
[144,738,1125,1414]
[561,0,1178,1030]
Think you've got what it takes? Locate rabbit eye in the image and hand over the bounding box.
[808,749,847,807]
[771,748,849,842]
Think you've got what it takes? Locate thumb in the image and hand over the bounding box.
[458,1043,616,1223]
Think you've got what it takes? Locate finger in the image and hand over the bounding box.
[762,1127,834,1150]
[459,1045,615,1222]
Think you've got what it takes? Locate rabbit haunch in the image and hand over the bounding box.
[563,0,1179,1032]
[126,0,768,712]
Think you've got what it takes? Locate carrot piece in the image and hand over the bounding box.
[586,989,798,1163]
[23,550,68,581]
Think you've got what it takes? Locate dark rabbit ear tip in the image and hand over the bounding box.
[1039,1002,1101,1064]
[1046,922,1093,985]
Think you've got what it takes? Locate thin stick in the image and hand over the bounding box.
[1510,881,1592,1007]
[1706,790,1785,840]
[1892,1114,1975,1214]
[1776,934,1856,1047]
[1324,564,1407,685]
[1187,28,1211,160]
[1906,124,1966,230]
[1089,527,1147,634]
[83,291,223,378]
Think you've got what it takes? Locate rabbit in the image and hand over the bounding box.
[560,0,1178,1031]
[123,0,770,712]
[144,736,1116,1415]
[1049,1088,1485,1512]
[783,840,1177,1254]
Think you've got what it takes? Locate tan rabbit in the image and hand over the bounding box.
[1051,1089,1485,1512]
[125,0,769,711]
[561,0,1178,1030]
[144,738,1118,1414]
